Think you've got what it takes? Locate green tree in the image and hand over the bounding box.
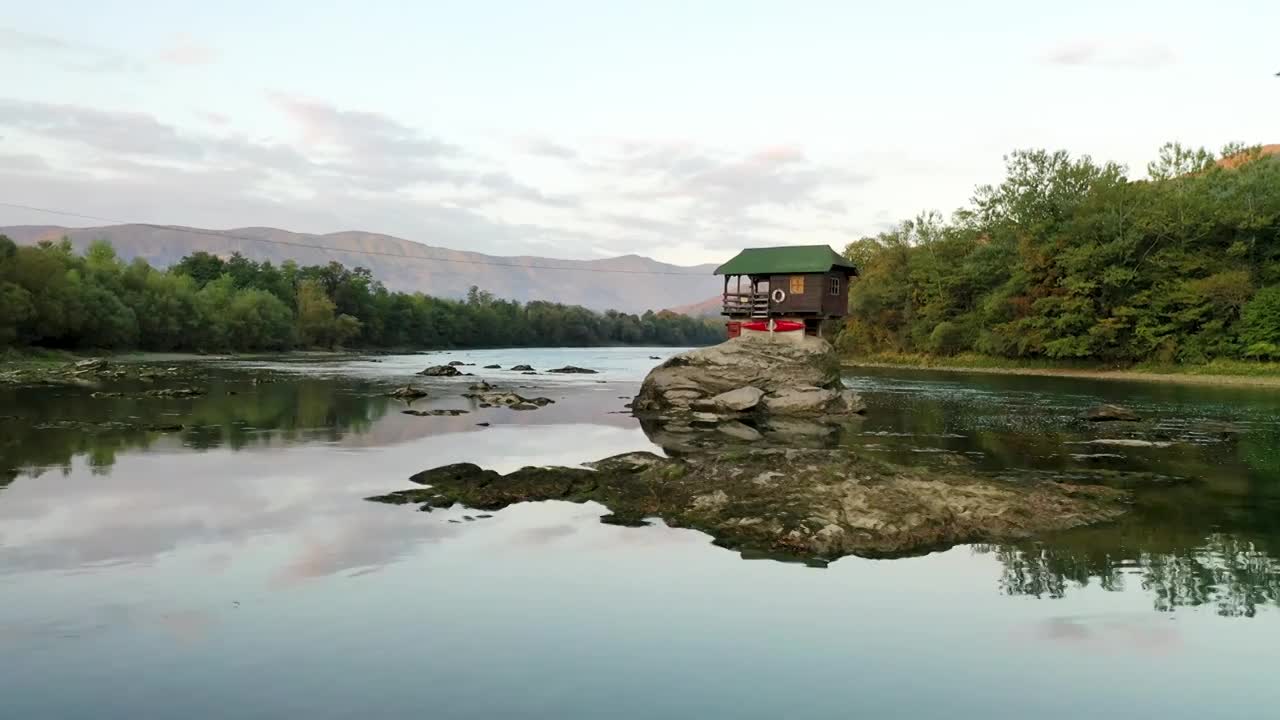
[1240,286,1280,358]
[296,279,339,348]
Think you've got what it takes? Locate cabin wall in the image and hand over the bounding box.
[768,273,824,315]
[821,271,851,316]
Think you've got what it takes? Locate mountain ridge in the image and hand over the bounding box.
[0,223,723,313]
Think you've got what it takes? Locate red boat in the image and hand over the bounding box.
[742,320,805,332]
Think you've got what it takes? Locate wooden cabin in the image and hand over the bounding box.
[715,245,858,337]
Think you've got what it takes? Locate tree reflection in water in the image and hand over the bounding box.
[6,364,1280,617]
[0,375,390,484]
[975,533,1280,617]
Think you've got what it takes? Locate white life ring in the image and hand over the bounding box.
[770,288,786,303]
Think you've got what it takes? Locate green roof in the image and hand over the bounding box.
[714,245,857,276]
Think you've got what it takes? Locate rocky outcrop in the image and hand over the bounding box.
[463,388,556,411]
[547,366,598,374]
[369,447,1129,563]
[419,365,463,377]
[709,386,765,412]
[761,387,865,416]
[510,364,534,372]
[633,336,863,429]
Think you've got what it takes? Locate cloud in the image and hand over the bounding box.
[0,153,50,172]
[157,35,219,66]
[609,140,869,216]
[516,136,579,160]
[475,171,580,208]
[0,26,72,52]
[0,99,206,159]
[270,92,459,161]
[0,94,872,263]
[0,26,144,73]
[1041,38,1178,69]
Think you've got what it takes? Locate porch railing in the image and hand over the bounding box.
[723,291,769,318]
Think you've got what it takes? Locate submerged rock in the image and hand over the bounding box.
[1082,404,1141,422]
[1079,438,1173,448]
[72,358,109,374]
[368,447,1129,563]
[385,385,429,400]
[403,409,469,417]
[547,365,598,374]
[718,421,764,442]
[483,364,502,369]
[143,387,205,398]
[419,365,463,377]
[464,390,555,409]
[510,364,535,372]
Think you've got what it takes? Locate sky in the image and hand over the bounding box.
[0,0,1276,265]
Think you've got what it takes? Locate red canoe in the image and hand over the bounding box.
[742,320,805,332]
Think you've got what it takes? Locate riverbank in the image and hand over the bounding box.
[844,353,1280,388]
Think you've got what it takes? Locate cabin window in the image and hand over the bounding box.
[789,275,805,294]
[829,277,840,296]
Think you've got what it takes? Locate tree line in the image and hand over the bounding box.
[0,238,726,352]
[840,143,1280,363]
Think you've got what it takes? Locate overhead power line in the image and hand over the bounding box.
[0,201,710,277]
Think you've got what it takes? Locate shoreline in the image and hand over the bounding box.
[1,344,693,365]
[843,360,1280,388]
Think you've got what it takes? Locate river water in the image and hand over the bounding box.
[2,348,1279,719]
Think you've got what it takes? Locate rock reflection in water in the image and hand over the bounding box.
[5,357,1280,620]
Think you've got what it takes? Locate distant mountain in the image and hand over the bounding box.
[0,224,722,314]
[665,295,723,318]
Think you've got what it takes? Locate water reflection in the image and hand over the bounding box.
[0,377,390,482]
[3,360,1280,619]
[977,537,1280,617]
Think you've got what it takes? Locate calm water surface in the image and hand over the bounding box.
[2,348,1279,719]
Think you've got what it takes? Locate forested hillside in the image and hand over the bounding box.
[0,225,721,314]
[0,238,724,352]
[840,143,1280,363]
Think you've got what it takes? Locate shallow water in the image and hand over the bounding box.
[2,350,1279,719]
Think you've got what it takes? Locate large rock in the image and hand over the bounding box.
[634,335,841,414]
[761,386,838,415]
[710,386,765,412]
[369,447,1130,563]
[419,365,463,377]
